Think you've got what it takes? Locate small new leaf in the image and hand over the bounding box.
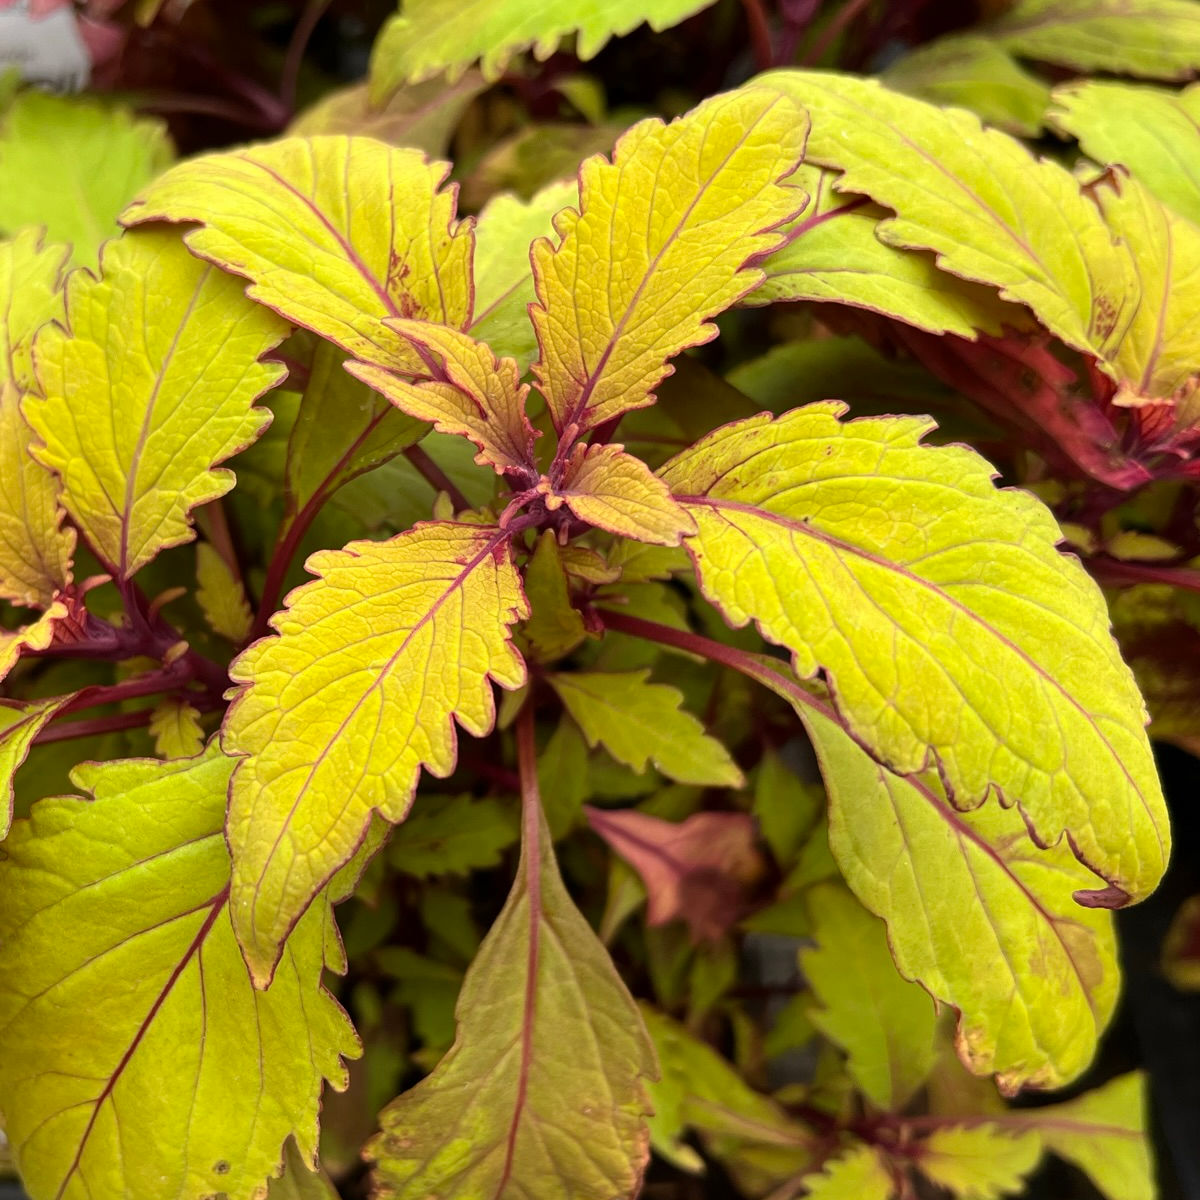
[0,696,68,839]
[28,229,286,579]
[0,748,359,1200]
[123,137,473,372]
[196,542,253,643]
[548,669,743,787]
[369,803,656,1198]
[660,404,1168,906]
[225,521,528,985]
[148,695,205,759]
[531,87,808,434]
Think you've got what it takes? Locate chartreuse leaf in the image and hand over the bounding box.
[802,706,1119,1092]
[0,604,66,682]
[148,695,205,759]
[531,87,808,435]
[798,1145,893,1200]
[0,747,358,1200]
[802,881,937,1110]
[349,320,537,475]
[0,232,73,608]
[0,697,68,838]
[990,0,1200,80]
[755,71,1138,363]
[470,179,578,368]
[123,137,473,372]
[660,404,1168,907]
[224,521,528,985]
[554,443,696,544]
[370,0,718,92]
[882,36,1052,137]
[521,530,589,662]
[750,164,1028,339]
[196,542,253,643]
[27,229,286,580]
[280,336,426,543]
[548,669,743,787]
[0,91,173,265]
[368,793,656,1197]
[915,1125,1041,1199]
[386,794,518,878]
[1050,81,1200,226]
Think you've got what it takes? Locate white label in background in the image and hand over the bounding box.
[0,1,91,93]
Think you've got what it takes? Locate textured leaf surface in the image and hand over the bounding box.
[803,881,937,1110]
[386,794,518,878]
[370,0,718,91]
[0,92,172,265]
[803,706,1119,1092]
[369,800,655,1198]
[756,71,1137,362]
[1050,81,1200,226]
[555,443,696,544]
[586,808,763,941]
[123,137,473,371]
[916,1126,1041,1199]
[0,749,358,1200]
[0,697,67,839]
[28,229,286,579]
[225,521,527,984]
[531,88,807,434]
[349,320,536,474]
[0,233,73,607]
[196,542,253,643]
[799,1145,893,1200]
[751,164,1027,339]
[883,35,1051,137]
[548,669,743,786]
[661,403,1167,905]
[991,0,1200,80]
[470,180,578,368]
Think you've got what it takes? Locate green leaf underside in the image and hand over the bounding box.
[122,137,473,373]
[0,748,358,1200]
[803,706,1119,1092]
[990,0,1200,80]
[0,232,74,608]
[752,164,1029,339]
[27,228,286,580]
[0,92,173,266]
[803,882,938,1110]
[369,0,720,92]
[659,404,1167,905]
[369,802,656,1199]
[224,521,528,985]
[530,87,809,435]
[754,70,1138,364]
[1050,80,1200,227]
[548,670,743,787]
[0,697,68,839]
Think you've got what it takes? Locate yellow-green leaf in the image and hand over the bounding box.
[798,1144,894,1200]
[368,798,656,1198]
[1050,80,1200,226]
[149,695,205,759]
[370,0,718,92]
[531,87,808,434]
[0,748,359,1200]
[0,696,67,839]
[349,320,537,475]
[0,91,173,266]
[750,164,1029,339]
[755,71,1138,363]
[548,669,743,787]
[0,602,65,683]
[27,229,286,579]
[1,228,68,391]
[660,404,1167,905]
[521,530,589,662]
[803,706,1119,1092]
[469,179,579,369]
[916,1125,1042,1199]
[990,0,1200,80]
[802,881,937,1110]
[196,541,253,643]
[883,35,1052,137]
[225,521,528,985]
[554,443,696,545]
[123,137,473,372]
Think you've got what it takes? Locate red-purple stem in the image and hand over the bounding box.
[404,443,472,512]
[741,0,776,69]
[800,0,873,65]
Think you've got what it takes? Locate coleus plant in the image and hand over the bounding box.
[0,52,1175,1200]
